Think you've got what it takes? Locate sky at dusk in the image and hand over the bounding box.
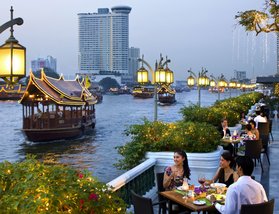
[0,0,277,81]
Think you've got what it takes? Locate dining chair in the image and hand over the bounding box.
[240,198,275,214]
[243,139,263,172]
[131,190,154,214]
[269,119,274,142]
[257,122,270,165]
[155,172,190,214]
[156,172,167,214]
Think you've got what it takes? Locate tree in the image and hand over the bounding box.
[235,0,279,35]
[25,67,60,84]
[98,77,120,92]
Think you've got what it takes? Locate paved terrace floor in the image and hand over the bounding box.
[153,118,279,214]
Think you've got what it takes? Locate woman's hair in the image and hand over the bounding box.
[221,150,235,168]
[248,119,256,128]
[245,124,252,131]
[174,150,191,180]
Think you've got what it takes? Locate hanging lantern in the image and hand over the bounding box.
[210,79,216,87]
[187,75,195,87]
[137,67,149,84]
[155,67,167,84]
[165,67,174,84]
[0,7,26,86]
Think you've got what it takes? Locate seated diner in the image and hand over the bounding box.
[209,150,238,187]
[163,150,191,190]
[210,156,267,214]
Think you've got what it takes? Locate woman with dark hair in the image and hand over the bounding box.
[210,151,238,187]
[163,150,191,190]
[248,119,260,140]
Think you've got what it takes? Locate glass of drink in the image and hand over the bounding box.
[198,174,206,188]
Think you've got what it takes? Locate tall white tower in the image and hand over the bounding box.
[78,6,131,74]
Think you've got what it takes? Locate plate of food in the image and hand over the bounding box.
[210,183,226,188]
[193,200,206,206]
[206,194,226,203]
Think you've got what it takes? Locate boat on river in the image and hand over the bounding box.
[0,84,26,100]
[157,84,176,105]
[132,86,154,98]
[19,71,97,142]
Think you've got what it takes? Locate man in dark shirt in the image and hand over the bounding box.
[218,118,233,154]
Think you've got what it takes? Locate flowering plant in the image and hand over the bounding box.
[0,156,126,213]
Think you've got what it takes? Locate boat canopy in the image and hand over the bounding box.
[19,71,97,106]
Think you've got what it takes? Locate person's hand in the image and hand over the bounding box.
[209,195,217,204]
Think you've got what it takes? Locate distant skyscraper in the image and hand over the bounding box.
[31,56,57,72]
[128,47,140,83]
[234,70,246,80]
[78,6,132,74]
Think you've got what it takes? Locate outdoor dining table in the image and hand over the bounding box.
[160,190,216,214]
[220,137,241,156]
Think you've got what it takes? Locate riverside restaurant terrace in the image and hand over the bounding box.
[107,100,279,214]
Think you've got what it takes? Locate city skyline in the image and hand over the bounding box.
[0,0,276,81]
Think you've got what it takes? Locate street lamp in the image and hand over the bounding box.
[209,74,227,101]
[136,54,171,121]
[187,67,209,107]
[0,7,26,87]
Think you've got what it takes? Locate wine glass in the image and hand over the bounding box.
[198,174,206,189]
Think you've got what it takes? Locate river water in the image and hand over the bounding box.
[0,90,239,183]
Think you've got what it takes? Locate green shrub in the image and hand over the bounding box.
[0,156,126,213]
[115,120,220,170]
[181,92,263,127]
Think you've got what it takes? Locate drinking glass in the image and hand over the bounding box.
[198,174,206,188]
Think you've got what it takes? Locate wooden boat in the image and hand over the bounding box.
[208,87,224,93]
[19,71,97,142]
[132,86,154,98]
[0,84,26,100]
[158,84,176,105]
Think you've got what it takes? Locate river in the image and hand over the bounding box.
[0,89,240,182]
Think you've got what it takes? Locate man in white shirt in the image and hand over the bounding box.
[210,156,267,214]
[254,108,267,128]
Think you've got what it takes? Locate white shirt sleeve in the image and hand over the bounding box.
[215,187,238,214]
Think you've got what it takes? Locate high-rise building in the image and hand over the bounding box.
[128,47,140,83]
[78,6,132,74]
[234,70,246,81]
[31,56,57,72]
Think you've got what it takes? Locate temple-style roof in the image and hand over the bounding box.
[157,84,175,94]
[19,71,97,105]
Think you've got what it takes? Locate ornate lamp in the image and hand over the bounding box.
[209,79,216,87]
[187,75,195,87]
[155,66,167,84]
[0,7,26,87]
[165,67,174,84]
[229,79,237,88]
[218,78,227,88]
[137,66,149,84]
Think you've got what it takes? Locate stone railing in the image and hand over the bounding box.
[107,158,157,206]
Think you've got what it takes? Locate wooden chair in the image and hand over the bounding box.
[240,198,275,214]
[155,173,190,214]
[156,172,167,214]
[131,190,154,214]
[244,140,263,172]
[257,122,270,165]
[269,119,274,142]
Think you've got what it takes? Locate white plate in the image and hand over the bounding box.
[177,186,187,191]
[210,183,226,188]
[193,200,206,206]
